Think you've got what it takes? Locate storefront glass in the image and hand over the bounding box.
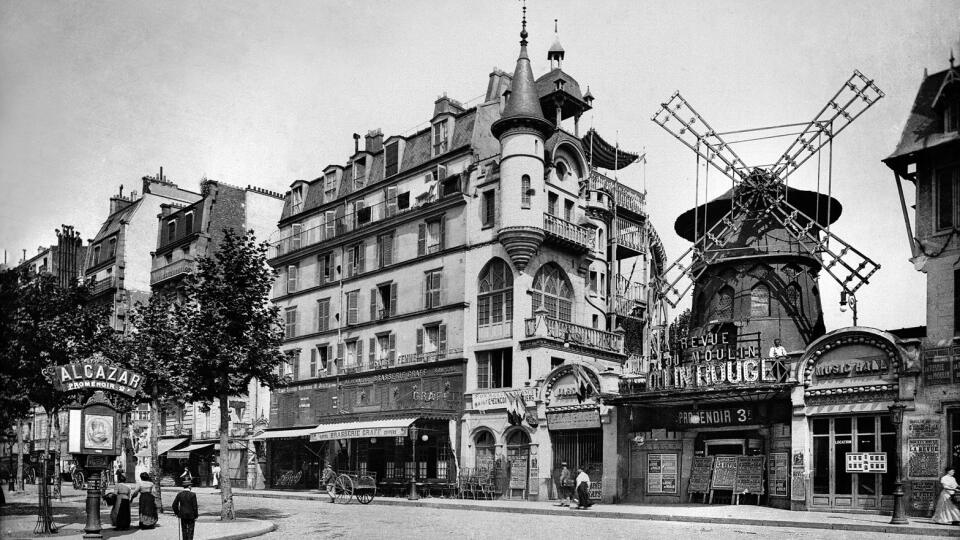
[810,414,896,509]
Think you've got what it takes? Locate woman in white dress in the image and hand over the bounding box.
[933,466,960,525]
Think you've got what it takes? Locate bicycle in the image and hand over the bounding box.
[72,469,85,491]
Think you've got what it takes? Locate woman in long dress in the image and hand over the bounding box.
[130,472,159,529]
[110,482,132,530]
[933,466,960,525]
[574,465,593,509]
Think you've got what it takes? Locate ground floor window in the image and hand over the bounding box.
[267,439,325,489]
[811,415,896,506]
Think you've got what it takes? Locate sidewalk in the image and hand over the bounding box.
[219,486,959,538]
[0,485,275,540]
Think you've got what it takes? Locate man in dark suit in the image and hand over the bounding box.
[172,479,199,540]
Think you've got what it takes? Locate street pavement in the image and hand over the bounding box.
[217,491,942,540]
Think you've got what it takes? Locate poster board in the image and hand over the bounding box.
[768,453,788,497]
[733,456,765,494]
[508,453,528,489]
[790,468,806,501]
[710,455,739,490]
[907,439,940,478]
[688,456,715,494]
[646,453,678,494]
[910,480,937,512]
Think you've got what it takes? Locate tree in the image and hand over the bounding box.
[180,229,285,520]
[0,268,31,492]
[7,271,115,531]
[668,308,692,360]
[122,292,191,511]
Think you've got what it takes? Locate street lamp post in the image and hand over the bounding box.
[888,399,908,525]
[840,291,858,326]
[408,426,419,500]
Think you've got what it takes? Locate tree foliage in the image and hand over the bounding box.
[179,229,285,519]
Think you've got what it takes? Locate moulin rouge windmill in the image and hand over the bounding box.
[650,71,884,353]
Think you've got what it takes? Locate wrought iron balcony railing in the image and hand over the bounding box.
[150,257,195,285]
[87,275,117,297]
[589,169,646,217]
[524,315,623,354]
[543,214,595,251]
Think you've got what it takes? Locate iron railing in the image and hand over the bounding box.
[524,315,623,354]
[589,169,646,216]
[87,275,117,296]
[543,214,595,250]
[150,257,195,285]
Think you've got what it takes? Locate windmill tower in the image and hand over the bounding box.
[651,71,884,355]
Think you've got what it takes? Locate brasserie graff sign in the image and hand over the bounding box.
[648,357,788,391]
[54,361,144,397]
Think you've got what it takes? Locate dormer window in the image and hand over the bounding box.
[384,141,400,178]
[946,100,960,133]
[433,119,449,155]
[184,212,194,234]
[354,157,367,188]
[291,186,304,214]
[167,219,176,242]
[324,171,337,200]
[107,237,117,259]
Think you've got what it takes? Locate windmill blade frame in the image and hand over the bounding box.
[771,70,884,179]
[651,91,750,184]
[765,196,880,295]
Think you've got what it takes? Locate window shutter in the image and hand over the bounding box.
[439,324,447,351]
[337,342,344,362]
[313,302,319,331]
[325,211,336,239]
[388,333,396,363]
[310,348,317,378]
[386,186,398,217]
[326,345,333,370]
[369,337,376,364]
[370,288,378,320]
[384,234,393,266]
[346,247,355,278]
[319,300,329,332]
[438,217,446,250]
[416,328,423,354]
[418,224,426,256]
[356,339,363,364]
[357,241,365,273]
[376,235,383,268]
[390,283,398,316]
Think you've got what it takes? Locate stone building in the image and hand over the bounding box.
[259,16,665,501]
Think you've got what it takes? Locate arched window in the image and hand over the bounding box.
[521,175,531,208]
[531,264,573,321]
[555,160,568,182]
[750,283,770,317]
[475,430,496,469]
[506,430,530,446]
[785,282,801,312]
[478,259,514,341]
[716,285,735,320]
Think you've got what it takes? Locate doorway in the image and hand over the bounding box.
[810,415,896,510]
[505,430,530,499]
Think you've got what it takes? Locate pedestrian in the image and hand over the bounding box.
[933,466,960,525]
[130,472,159,529]
[321,463,337,502]
[211,462,221,490]
[115,465,125,484]
[173,478,200,540]
[111,480,132,530]
[768,338,787,359]
[556,462,572,507]
[574,465,592,509]
[179,465,193,487]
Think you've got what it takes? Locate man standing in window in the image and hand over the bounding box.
[768,338,787,359]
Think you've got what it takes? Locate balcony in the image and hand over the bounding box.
[616,217,647,258]
[396,347,463,366]
[478,320,513,342]
[150,257,195,285]
[270,174,464,259]
[524,315,623,355]
[87,275,117,297]
[543,214,594,252]
[589,169,646,218]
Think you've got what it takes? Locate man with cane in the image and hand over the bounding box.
[172,478,199,540]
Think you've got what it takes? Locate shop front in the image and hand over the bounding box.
[792,328,909,513]
[613,347,794,507]
[134,436,188,484]
[543,365,604,500]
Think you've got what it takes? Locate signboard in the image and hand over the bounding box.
[845,452,887,473]
[311,425,408,442]
[54,360,144,397]
[710,456,739,489]
[907,439,940,478]
[813,355,887,379]
[508,452,528,489]
[646,453,678,494]
[675,405,754,427]
[647,357,789,392]
[921,347,953,386]
[543,365,600,407]
[907,418,941,438]
[769,452,789,497]
[790,468,806,501]
[688,456,715,494]
[472,387,539,411]
[545,408,601,430]
[910,480,938,512]
[733,456,765,494]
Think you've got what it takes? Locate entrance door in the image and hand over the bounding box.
[506,430,530,499]
[810,415,896,510]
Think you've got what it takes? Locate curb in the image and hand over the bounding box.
[205,519,277,540]
[231,490,954,538]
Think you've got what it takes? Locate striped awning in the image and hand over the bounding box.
[252,426,318,440]
[582,129,641,170]
[135,437,188,458]
[310,417,417,442]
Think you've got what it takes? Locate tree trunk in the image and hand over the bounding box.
[15,418,24,491]
[53,412,62,500]
[150,395,163,512]
[219,392,234,520]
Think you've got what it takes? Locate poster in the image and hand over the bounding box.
[84,414,114,450]
[769,453,788,497]
[910,480,937,512]
[907,418,941,438]
[688,456,715,494]
[710,456,738,489]
[790,468,806,501]
[907,439,940,478]
[647,453,678,494]
[508,452,528,489]
[733,456,765,494]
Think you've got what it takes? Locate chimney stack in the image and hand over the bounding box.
[353,133,361,154]
[365,129,384,153]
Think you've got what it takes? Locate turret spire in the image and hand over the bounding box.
[548,18,565,70]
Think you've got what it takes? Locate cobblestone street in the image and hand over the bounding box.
[213,493,926,540]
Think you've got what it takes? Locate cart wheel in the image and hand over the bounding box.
[357,491,373,504]
[334,475,354,504]
[357,475,376,504]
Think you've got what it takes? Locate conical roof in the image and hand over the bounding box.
[491,19,553,139]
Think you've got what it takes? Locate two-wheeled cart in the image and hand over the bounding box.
[331,470,377,504]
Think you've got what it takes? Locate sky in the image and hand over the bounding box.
[1,0,958,332]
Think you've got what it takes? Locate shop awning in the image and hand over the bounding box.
[135,437,188,458]
[310,417,418,442]
[252,427,318,440]
[166,442,213,459]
